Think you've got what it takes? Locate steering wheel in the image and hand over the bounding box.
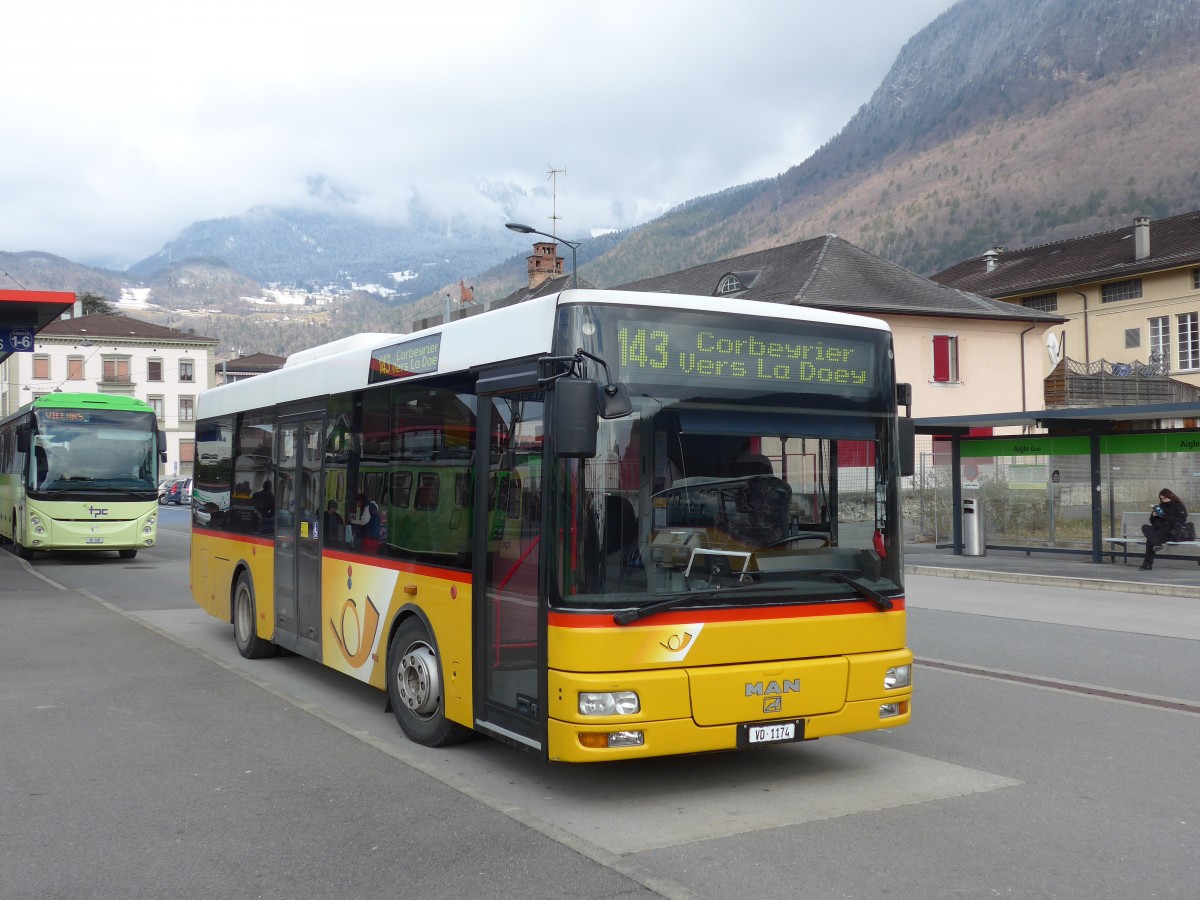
[762,532,831,549]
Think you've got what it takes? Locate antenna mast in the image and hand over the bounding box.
[547,166,566,232]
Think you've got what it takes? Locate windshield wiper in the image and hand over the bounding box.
[817,571,893,611]
[612,584,761,626]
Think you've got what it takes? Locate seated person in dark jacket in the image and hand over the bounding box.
[1140,487,1187,570]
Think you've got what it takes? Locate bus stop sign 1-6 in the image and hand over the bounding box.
[0,327,35,353]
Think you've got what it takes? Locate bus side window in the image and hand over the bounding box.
[414,473,439,511]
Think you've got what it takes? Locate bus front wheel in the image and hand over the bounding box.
[119,548,137,559]
[233,573,277,659]
[14,542,33,561]
[387,618,472,747]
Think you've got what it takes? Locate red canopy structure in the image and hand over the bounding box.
[0,289,76,363]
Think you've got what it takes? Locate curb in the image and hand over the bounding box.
[905,563,1200,600]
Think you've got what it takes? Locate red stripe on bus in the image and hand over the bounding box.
[192,528,273,547]
[548,598,906,629]
[321,549,473,583]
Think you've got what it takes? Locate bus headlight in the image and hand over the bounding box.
[578,691,640,716]
[884,665,911,690]
[30,515,43,528]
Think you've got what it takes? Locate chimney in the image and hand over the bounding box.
[1134,216,1150,260]
[983,247,1002,274]
[526,241,563,290]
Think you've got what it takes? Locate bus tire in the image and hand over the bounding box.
[387,617,472,747]
[119,548,138,559]
[233,572,277,659]
[14,542,33,560]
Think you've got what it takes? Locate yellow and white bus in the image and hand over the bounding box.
[0,392,164,559]
[190,289,914,762]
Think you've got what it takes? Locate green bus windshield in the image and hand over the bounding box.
[30,407,159,493]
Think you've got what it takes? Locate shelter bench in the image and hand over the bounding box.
[1105,511,1200,565]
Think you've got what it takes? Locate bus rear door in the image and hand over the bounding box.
[273,410,325,658]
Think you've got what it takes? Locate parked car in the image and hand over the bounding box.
[162,479,191,505]
[158,480,172,503]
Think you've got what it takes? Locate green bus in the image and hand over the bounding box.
[0,392,166,559]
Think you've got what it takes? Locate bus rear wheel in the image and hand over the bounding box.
[387,618,472,747]
[233,572,277,659]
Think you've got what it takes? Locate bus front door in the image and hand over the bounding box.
[475,394,545,754]
[273,415,324,658]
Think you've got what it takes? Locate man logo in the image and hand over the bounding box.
[745,679,800,696]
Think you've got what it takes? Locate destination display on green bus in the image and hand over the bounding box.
[615,320,876,395]
[369,333,442,384]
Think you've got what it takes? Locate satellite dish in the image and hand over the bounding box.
[1046,331,1062,366]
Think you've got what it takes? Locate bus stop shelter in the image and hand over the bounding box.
[916,402,1200,562]
[0,289,76,364]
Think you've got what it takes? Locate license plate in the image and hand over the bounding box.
[750,723,794,743]
[737,719,803,748]
[86,538,104,544]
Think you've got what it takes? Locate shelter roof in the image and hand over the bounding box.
[916,402,1200,434]
[0,289,76,363]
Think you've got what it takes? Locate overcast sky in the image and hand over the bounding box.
[2,0,957,267]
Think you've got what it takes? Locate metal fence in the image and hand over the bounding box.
[903,435,1200,549]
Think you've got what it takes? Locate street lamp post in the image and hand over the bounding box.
[505,222,581,289]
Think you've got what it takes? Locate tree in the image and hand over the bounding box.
[79,292,113,315]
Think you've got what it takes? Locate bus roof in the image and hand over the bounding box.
[1,391,155,426]
[198,289,892,419]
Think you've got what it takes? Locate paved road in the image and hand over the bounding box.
[3,515,1198,898]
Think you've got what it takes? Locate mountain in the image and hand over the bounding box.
[569,0,1200,287]
[125,205,523,301]
[9,0,1200,347]
[0,251,124,298]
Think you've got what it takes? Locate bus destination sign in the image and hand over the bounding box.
[369,334,442,384]
[616,321,876,394]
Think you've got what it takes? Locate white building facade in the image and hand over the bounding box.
[0,312,219,480]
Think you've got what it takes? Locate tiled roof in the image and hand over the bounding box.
[491,274,595,310]
[614,235,1063,323]
[931,211,1200,297]
[38,313,218,343]
[226,352,286,372]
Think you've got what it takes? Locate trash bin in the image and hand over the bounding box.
[963,496,986,556]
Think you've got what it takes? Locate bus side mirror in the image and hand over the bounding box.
[553,378,599,458]
[599,382,632,419]
[158,429,168,464]
[898,418,915,477]
[16,427,30,454]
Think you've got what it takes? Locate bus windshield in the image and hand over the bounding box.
[29,408,159,493]
[550,303,902,610]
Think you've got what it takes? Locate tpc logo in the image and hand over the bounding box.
[87,505,109,518]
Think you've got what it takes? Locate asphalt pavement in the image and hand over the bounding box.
[3,539,1197,898]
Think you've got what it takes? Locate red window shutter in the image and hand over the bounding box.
[837,440,875,467]
[932,335,951,382]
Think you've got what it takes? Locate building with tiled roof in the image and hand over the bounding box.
[613,234,1063,422]
[219,352,287,384]
[931,213,1200,405]
[0,312,219,479]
